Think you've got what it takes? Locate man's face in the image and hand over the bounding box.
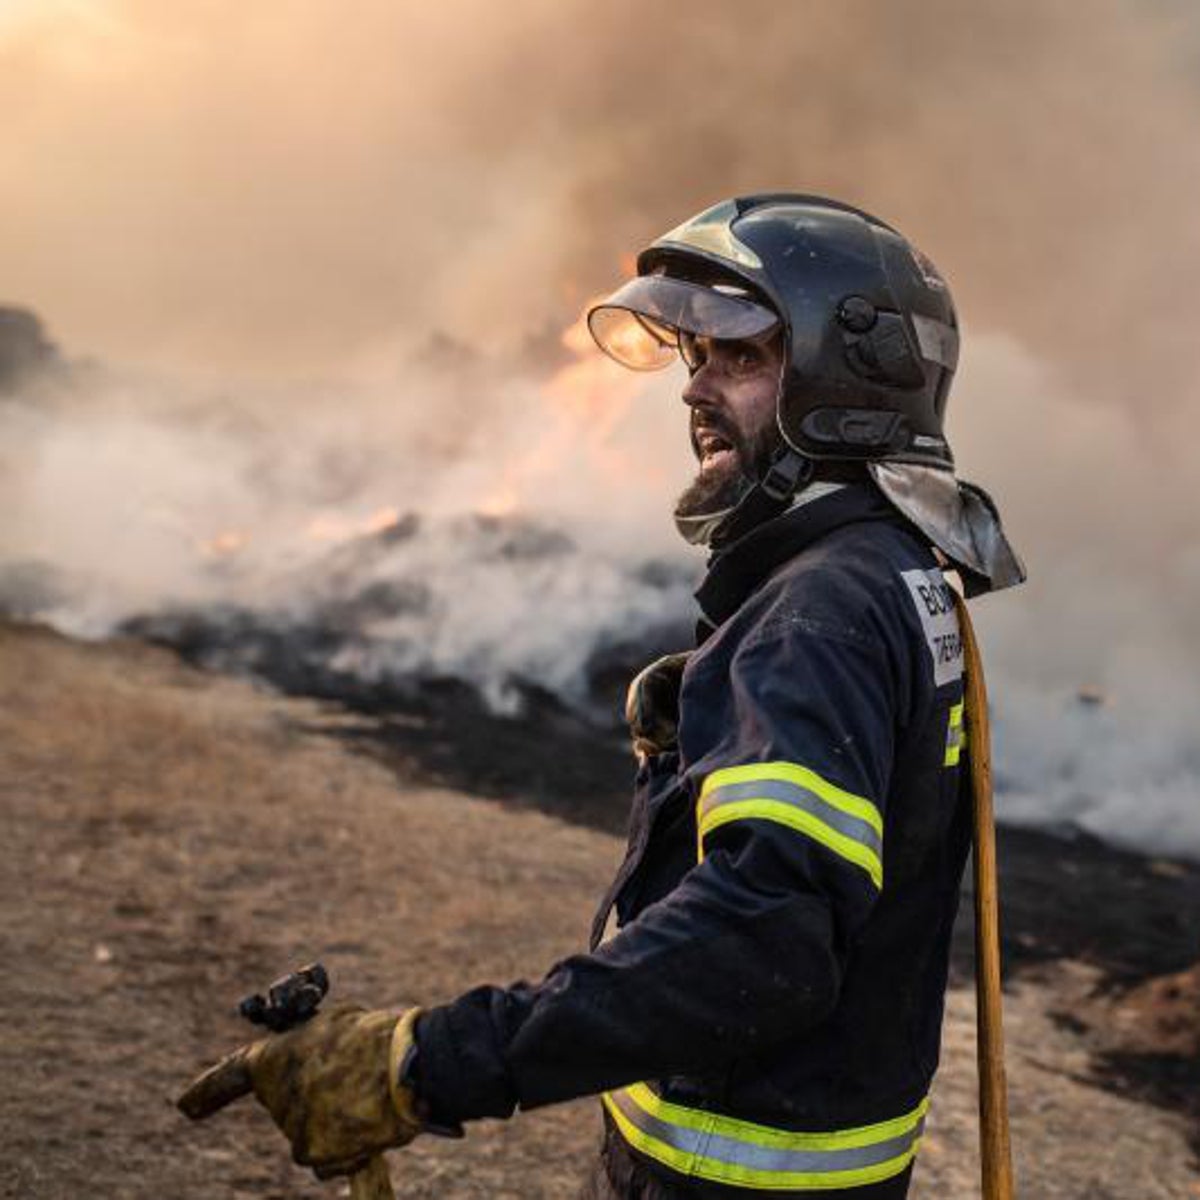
[674,329,785,522]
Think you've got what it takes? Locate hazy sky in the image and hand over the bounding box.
[3,0,1199,404]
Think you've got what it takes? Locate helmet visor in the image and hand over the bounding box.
[587,274,779,371]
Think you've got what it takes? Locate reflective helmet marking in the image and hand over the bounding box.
[911,314,959,371]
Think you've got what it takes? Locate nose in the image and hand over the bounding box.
[681,360,721,411]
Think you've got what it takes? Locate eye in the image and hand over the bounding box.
[727,342,764,375]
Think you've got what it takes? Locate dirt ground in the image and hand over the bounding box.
[1,620,1197,1199]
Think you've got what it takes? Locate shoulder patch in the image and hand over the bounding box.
[900,568,963,687]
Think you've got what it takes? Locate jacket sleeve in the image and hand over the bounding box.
[413,595,906,1125]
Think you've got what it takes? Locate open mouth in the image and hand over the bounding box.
[694,426,738,472]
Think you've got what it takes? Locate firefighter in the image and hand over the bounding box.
[180,194,1025,1199]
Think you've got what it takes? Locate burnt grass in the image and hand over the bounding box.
[287,676,1200,988]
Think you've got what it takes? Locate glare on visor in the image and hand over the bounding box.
[588,274,779,371]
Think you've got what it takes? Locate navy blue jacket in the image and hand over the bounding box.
[415,485,972,1197]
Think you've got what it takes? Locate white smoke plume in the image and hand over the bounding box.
[2,0,1198,857]
[954,336,1200,858]
[0,348,697,711]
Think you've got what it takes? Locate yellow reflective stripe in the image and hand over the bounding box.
[700,762,883,834]
[602,1084,929,1191]
[944,702,964,767]
[701,800,883,890]
[603,1090,701,1178]
[696,762,883,890]
[623,1081,925,1149]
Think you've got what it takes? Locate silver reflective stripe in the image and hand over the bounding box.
[608,1089,924,1175]
[602,1086,929,1191]
[700,778,883,861]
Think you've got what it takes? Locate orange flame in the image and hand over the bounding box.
[475,484,520,518]
[461,285,669,519]
[198,274,663,545]
[543,296,643,429]
[198,530,249,558]
[306,505,402,542]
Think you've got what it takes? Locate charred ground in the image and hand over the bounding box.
[1,619,1197,1199]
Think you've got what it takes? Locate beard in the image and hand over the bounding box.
[674,416,784,524]
[673,453,748,524]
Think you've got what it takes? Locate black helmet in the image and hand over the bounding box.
[588,193,959,469]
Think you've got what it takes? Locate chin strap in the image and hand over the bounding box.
[700,447,813,550]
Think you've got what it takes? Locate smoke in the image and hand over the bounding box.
[954,335,1200,857]
[0,345,697,713]
[2,0,1199,856]
[4,0,1200,392]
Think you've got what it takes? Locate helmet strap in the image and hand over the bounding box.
[759,446,810,500]
[701,447,813,551]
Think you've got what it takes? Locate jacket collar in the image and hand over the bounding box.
[694,483,899,638]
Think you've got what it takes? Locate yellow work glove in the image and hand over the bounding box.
[178,1005,423,1179]
[625,651,690,764]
